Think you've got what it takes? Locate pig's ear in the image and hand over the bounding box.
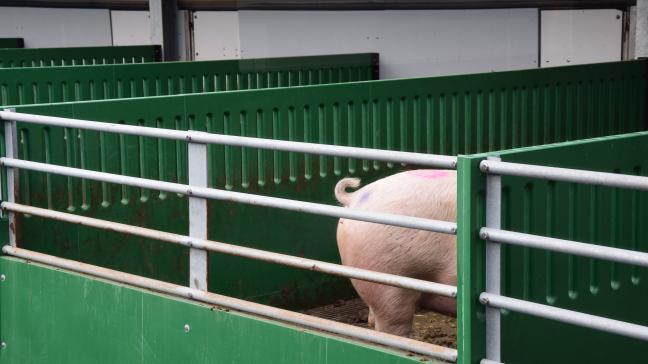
[334,178,361,206]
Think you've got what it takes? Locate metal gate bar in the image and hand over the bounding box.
[480,228,648,268]
[479,293,648,342]
[1,201,457,297]
[480,160,648,191]
[0,111,458,169]
[0,157,457,234]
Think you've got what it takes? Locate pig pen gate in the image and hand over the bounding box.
[0,110,648,363]
[0,57,646,363]
[476,158,648,363]
[0,109,460,362]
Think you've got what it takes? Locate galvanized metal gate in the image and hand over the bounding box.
[0,109,459,362]
[458,132,648,364]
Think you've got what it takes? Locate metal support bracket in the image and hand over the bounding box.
[484,155,502,362]
[188,139,208,290]
[2,109,17,245]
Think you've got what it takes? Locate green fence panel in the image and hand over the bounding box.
[0,45,161,68]
[456,155,488,364]
[5,60,646,309]
[457,131,648,364]
[0,38,24,49]
[0,53,379,106]
[0,256,434,364]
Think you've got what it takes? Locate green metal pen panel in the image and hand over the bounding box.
[0,45,161,68]
[0,38,24,49]
[0,257,431,364]
[0,53,379,106]
[7,60,647,308]
[457,132,648,364]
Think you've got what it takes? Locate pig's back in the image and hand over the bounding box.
[337,169,457,278]
[347,169,456,221]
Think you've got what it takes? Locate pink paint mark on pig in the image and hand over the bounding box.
[406,170,450,180]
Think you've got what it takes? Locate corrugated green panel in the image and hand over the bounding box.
[458,132,648,364]
[0,53,378,106]
[0,38,24,49]
[7,60,647,308]
[0,45,161,68]
[0,256,432,364]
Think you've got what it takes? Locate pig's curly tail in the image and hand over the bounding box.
[334,177,361,207]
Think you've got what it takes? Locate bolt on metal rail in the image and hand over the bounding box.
[479,158,648,363]
[0,110,459,361]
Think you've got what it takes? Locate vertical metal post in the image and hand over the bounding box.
[636,0,648,58]
[149,0,181,61]
[188,140,208,290]
[485,156,502,362]
[2,109,17,246]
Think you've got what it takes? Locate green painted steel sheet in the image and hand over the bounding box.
[0,256,434,364]
[456,155,486,364]
[0,38,24,49]
[457,131,648,364]
[0,53,379,106]
[4,60,646,309]
[0,45,161,68]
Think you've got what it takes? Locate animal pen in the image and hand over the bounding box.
[0,49,646,364]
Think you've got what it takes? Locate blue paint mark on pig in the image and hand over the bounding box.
[358,191,371,206]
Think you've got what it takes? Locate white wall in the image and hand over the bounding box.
[193,11,241,60]
[540,9,623,67]
[191,9,539,78]
[110,10,152,46]
[0,7,112,48]
[236,10,539,79]
[1,7,628,72]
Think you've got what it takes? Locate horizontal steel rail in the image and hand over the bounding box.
[1,158,457,235]
[2,245,457,362]
[2,202,457,297]
[479,293,648,342]
[480,228,648,268]
[480,160,648,191]
[0,111,458,169]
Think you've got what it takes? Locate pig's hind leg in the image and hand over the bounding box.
[418,270,457,317]
[354,280,420,337]
[419,294,457,317]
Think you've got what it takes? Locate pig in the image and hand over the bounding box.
[334,169,456,337]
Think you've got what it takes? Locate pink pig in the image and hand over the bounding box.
[334,169,456,337]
